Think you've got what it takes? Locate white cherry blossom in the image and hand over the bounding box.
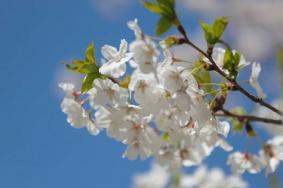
[99,39,132,78]
[129,71,164,108]
[59,83,88,129]
[60,97,88,129]
[158,65,185,93]
[128,20,159,73]
[227,152,263,174]
[88,78,128,108]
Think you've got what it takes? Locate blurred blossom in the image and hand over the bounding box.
[132,163,169,188]
[180,0,283,60]
[180,166,248,188]
[132,163,248,188]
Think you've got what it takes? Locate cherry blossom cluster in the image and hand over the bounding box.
[60,19,232,168]
[59,19,283,178]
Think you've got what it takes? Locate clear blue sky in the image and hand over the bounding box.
[0,0,282,187]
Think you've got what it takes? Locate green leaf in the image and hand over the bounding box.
[72,60,85,67]
[200,21,214,45]
[143,1,163,14]
[192,61,214,93]
[162,132,170,142]
[164,36,179,47]
[157,0,175,18]
[212,17,229,39]
[233,120,243,132]
[65,42,104,93]
[232,107,246,115]
[156,16,173,36]
[143,0,176,35]
[231,107,246,132]
[223,48,240,79]
[65,61,99,74]
[81,72,103,93]
[78,63,99,74]
[85,43,96,64]
[200,17,229,46]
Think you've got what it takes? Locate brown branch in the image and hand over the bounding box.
[214,109,283,125]
[175,23,283,116]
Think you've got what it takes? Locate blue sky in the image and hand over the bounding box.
[0,0,282,187]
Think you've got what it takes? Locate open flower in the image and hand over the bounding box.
[227,152,263,174]
[128,19,159,74]
[88,78,128,108]
[99,39,132,78]
[59,83,88,128]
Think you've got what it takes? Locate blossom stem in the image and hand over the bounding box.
[200,83,225,87]
[203,89,221,96]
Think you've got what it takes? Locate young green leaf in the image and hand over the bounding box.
[143,1,163,14]
[81,72,104,93]
[157,0,175,18]
[143,0,176,36]
[192,61,214,93]
[162,132,170,142]
[212,17,229,39]
[85,42,96,64]
[65,42,104,93]
[156,16,173,36]
[163,36,179,47]
[200,17,229,46]
[81,73,96,93]
[233,120,244,132]
[231,107,246,132]
[200,21,214,45]
[223,48,240,79]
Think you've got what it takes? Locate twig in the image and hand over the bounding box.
[175,23,283,116]
[214,109,283,125]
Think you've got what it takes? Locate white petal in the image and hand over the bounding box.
[119,39,128,54]
[101,45,118,60]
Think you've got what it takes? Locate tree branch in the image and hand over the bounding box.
[175,24,283,116]
[214,109,283,125]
